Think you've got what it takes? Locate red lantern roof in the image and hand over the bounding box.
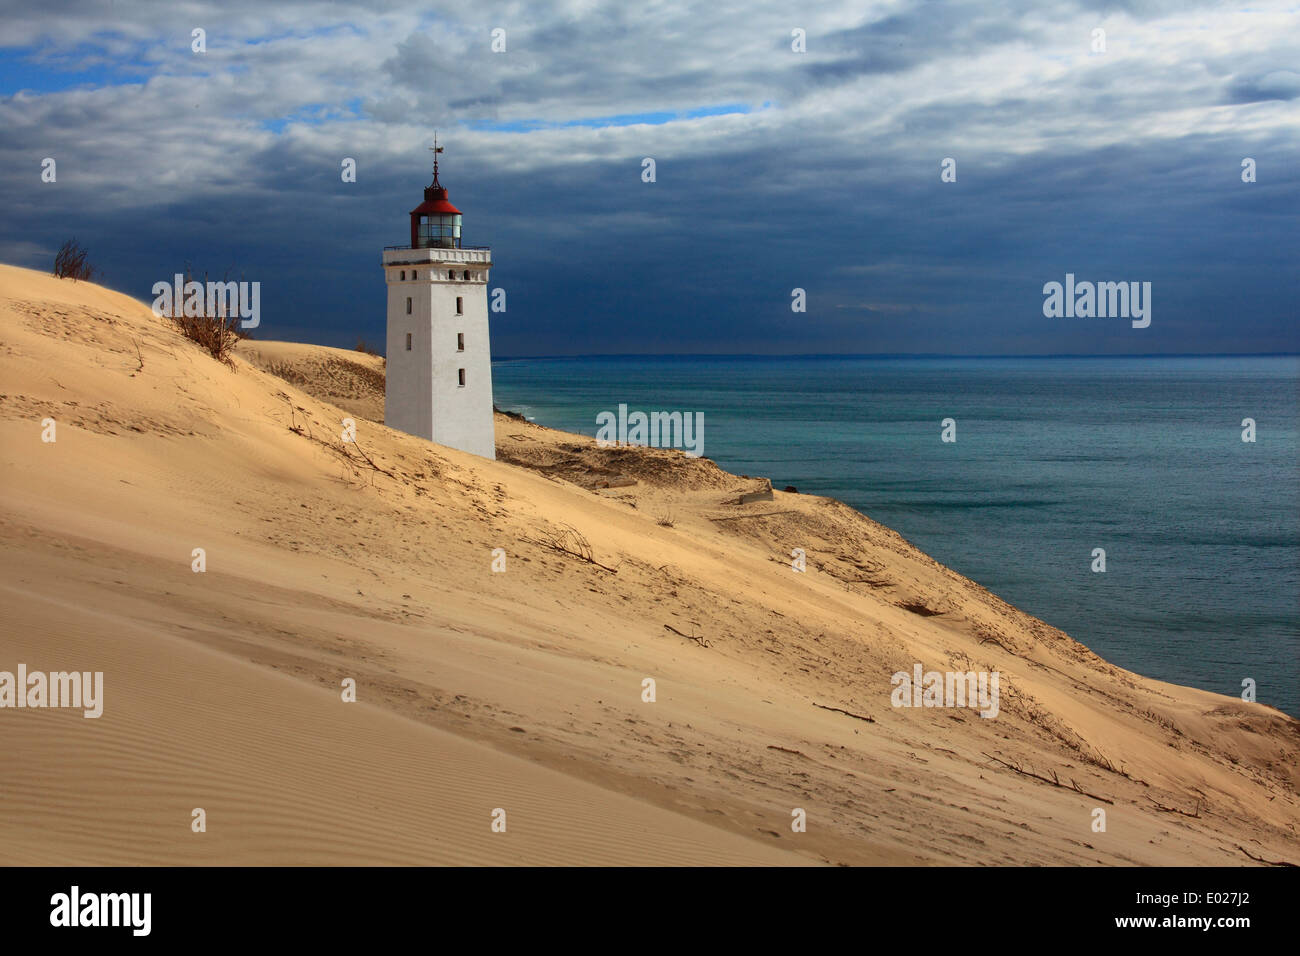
[411,185,460,217]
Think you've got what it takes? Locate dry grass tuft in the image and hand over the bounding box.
[53,239,96,281]
[172,312,240,368]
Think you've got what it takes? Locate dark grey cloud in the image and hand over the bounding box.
[0,0,1295,355]
[1226,70,1300,103]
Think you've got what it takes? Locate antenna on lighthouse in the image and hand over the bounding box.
[430,132,444,187]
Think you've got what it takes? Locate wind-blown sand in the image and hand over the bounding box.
[1,263,1296,866]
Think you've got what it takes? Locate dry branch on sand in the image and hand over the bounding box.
[1237,845,1297,867]
[1146,795,1201,818]
[813,702,876,723]
[527,524,620,573]
[280,398,394,483]
[767,745,807,758]
[663,622,710,648]
[346,434,396,479]
[982,752,1114,804]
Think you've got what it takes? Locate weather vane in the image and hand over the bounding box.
[430,131,443,185]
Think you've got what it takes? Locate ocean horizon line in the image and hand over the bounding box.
[493,351,1300,362]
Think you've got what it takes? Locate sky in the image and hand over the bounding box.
[1,0,1297,356]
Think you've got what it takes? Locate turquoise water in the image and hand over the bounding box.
[492,356,1300,717]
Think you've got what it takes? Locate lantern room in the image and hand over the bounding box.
[410,183,462,249]
[409,139,463,249]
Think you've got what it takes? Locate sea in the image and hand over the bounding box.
[492,355,1300,718]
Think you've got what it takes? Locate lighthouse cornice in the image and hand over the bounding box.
[382,246,492,268]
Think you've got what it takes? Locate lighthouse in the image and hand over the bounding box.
[382,139,496,460]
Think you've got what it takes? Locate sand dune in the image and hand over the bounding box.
[1,263,1296,866]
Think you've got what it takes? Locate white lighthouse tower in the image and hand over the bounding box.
[382,140,496,460]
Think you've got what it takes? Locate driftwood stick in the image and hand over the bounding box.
[982,752,1114,804]
[346,435,397,479]
[1237,845,1297,867]
[767,745,806,758]
[524,525,620,573]
[813,702,876,723]
[1146,795,1201,818]
[663,623,710,647]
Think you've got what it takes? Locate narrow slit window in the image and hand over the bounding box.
[400,270,405,280]
[448,269,455,280]
[456,296,463,315]
[411,270,417,279]
[457,332,464,351]
[458,368,466,387]
[463,269,470,280]
[406,297,412,315]
[405,332,412,351]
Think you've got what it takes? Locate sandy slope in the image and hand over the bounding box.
[1,263,1296,866]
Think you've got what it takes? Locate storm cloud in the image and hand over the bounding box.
[1,0,1296,354]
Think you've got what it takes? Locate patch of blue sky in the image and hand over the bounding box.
[241,22,365,47]
[1,22,362,95]
[0,43,155,95]
[465,102,754,133]
[259,99,365,133]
